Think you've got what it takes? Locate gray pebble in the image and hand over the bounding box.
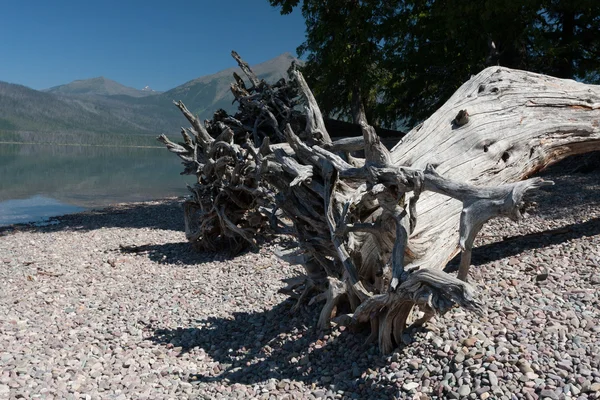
[458,385,471,396]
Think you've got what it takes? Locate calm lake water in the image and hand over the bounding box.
[0,143,193,226]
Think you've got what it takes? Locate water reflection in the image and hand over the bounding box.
[0,143,193,226]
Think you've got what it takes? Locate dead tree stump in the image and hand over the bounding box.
[161,53,600,353]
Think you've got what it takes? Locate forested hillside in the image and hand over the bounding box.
[0,53,297,145]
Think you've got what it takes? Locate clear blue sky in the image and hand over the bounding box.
[0,0,306,91]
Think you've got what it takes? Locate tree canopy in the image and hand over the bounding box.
[270,0,600,128]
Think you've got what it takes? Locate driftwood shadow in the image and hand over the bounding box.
[117,241,210,266]
[445,216,600,273]
[444,154,600,272]
[145,299,402,398]
[116,235,299,266]
[0,198,186,235]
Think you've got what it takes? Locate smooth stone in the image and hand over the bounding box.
[590,383,600,392]
[571,385,581,395]
[488,372,499,387]
[458,385,471,396]
[526,372,539,380]
[539,389,559,400]
[476,386,491,395]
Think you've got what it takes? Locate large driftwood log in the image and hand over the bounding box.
[389,67,600,275]
[160,54,600,353]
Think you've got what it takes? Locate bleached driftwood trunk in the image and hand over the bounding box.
[160,54,600,353]
[388,67,600,276]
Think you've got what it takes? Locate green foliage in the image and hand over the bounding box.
[272,0,391,126]
[0,118,17,131]
[271,0,600,127]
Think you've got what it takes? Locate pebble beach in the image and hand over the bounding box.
[1,158,599,400]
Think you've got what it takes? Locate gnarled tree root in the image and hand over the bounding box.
[353,269,484,353]
[161,53,600,355]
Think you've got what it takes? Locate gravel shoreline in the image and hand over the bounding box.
[1,159,599,400]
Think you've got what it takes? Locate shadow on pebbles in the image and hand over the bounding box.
[1,157,599,400]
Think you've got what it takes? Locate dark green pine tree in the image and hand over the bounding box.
[271,0,600,128]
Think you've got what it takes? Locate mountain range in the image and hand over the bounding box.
[44,76,162,98]
[0,53,297,146]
